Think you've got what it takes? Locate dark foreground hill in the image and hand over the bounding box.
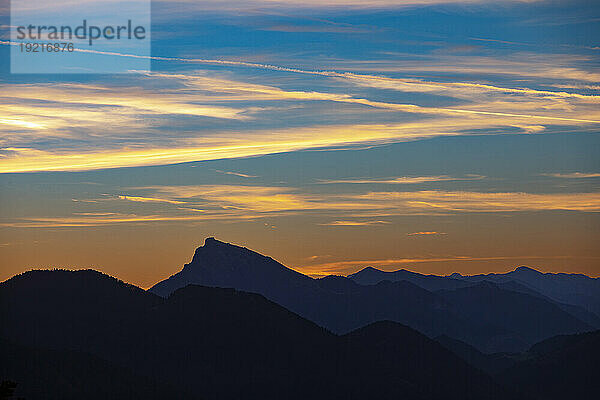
[0,339,185,400]
[149,238,592,352]
[436,330,600,399]
[498,330,600,400]
[0,269,510,400]
[435,335,518,376]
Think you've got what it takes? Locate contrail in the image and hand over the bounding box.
[1,40,599,124]
[4,39,598,100]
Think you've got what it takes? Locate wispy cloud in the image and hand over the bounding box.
[140,71,600,123]
[0,112,586,173]
[318,175,485,184]
[193,186,600,213]
[148,185,310,212]
[354,190,600,213]
[4,185,599,229]
[407,231,447,236]
[337,52,600,84]
[214,169,258,178]
[4,39,594,90]
[319,220,390,226]
[256,24,370,34]
[117,195,186,205]
[0,214,206,228]
[543,172,600,179]
[0,81,251,132]
[300,255,596,276]
[5,0,543,13]
[1,37,599,174]
[338,70,600,101]
[150,0,545,13]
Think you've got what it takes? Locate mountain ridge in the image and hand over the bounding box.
[350,265,600,322]
[448,266,600,317]
[1,269,511,400]
[148,238,594,353]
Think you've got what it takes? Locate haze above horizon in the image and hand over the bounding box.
[1,0,599,287]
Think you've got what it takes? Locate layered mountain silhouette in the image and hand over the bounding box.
[150,238,594,352]
[435,335,518,376]
[436,281,592,351]
[0,269,510,400]
[450,267,600,318]
[351,266,600,324]
[349,267,474,291]
[2,239,598,399]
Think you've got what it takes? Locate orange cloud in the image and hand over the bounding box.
[319,220,390,226]
[117,195,186,205]
[300,255,598,276]
[407,231,447,236]
[3,186,599,229]
[543,172,600,179]
[318,175,484,184]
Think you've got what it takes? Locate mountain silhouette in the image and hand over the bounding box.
[451,266,600,317]
[0,269,511,400]
[437,281,592,352]
[151,238,466,336]
[150,238,593,352]
[350,266,600,328]
[0,269,162,352]
[315,277,515,349]
[151,237,321,303]
[349,266,473,291]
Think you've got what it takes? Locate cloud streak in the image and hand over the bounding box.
[0,118,551,173]
[319,220,390,226]
[1,40,599,173]
[318,175,485,184]
[117,195,186,205]
[3,185,599,229]
[301,255,597,276]
[1,66,598,173]
[214,169,259,178]
[147,186,600,214]
[543,172,600,179]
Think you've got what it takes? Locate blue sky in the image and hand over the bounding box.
[0,0,599,287]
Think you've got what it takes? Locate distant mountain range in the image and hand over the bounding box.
[1,270,509,400]
[350,265,600,317]
[350,265,600,328]
[1,238,598,399]
[451,267,600,317]
[150,238,596,353]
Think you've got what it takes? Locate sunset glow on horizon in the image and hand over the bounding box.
[1,0,599,288]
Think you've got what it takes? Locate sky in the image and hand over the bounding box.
[1,0,599,288]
